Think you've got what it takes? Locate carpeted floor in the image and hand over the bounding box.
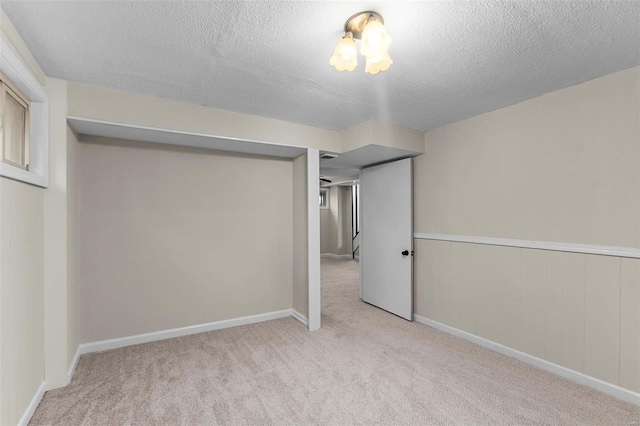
[32,258,640,425]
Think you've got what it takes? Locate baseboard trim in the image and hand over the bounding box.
[67,309,292,381]
[321,253,353,259]
[67,345,82,384]
[413,315,640,406]
[291,309,309,327]
[18,381,46,426]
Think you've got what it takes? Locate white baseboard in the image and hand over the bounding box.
[413,315,640,406]
[67,309,292,381]
[291,309,309,327]
[18,381,46,426]
[321,253,354,259]
[67,345,82,384]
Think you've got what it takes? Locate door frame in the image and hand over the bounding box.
[307,149,321,331]
[359,158,413,320]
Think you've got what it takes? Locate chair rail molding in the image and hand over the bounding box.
[413,233,640,259]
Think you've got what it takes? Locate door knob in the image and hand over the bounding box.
[401,250,409,256]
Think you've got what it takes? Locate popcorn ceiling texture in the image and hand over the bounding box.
[4,1,639,131]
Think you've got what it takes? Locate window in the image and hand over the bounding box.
[0,38,50,187]
[0,74,30,170]
[320,188,329,209]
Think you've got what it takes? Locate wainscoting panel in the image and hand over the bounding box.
[414,240,452,325]
[414,237,640,394]
[519,248,547,359]
[475,244,494,340]
[492,246,521,351]
[545,251,564,365]
[450,242,478,334]
[561,252,586,373]
[621,258,640,392]
[584,255,620,386]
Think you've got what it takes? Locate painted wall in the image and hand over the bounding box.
[413,67,640,393]
[0,178,44,425]
[43,77,70,390]
[339,187,353,256]
[292,154,308,318]
[320,187,338,254]
[66,125,80,376]
[76,136,293,343]
[320,186,352,256]
[415,67,640,247]
[67,83,429,156]
[0,9,49,425]
[340,119,424,154]
[0,77,71,424]
[67,82,341,153]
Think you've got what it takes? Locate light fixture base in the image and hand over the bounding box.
[344,11,383,40]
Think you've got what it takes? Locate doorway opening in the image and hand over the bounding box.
[314,149,418,328]
[319,180,360,260]
[319,171,361,309]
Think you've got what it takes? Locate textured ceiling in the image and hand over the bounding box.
[4,1,639,131]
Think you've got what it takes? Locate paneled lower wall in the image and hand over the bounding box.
[414,238,640,394]
[0,178,45,425]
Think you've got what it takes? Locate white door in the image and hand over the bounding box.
[360,158,413,320]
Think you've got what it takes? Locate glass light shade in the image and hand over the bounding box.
[329,35,358,72]
[360,19,391,57]
[364,51,393,75]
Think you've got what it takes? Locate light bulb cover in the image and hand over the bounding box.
[364,51,393,75]
[329,33,358,72]
[360,18,391,57]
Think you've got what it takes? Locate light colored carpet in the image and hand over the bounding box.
[31,258,640,425]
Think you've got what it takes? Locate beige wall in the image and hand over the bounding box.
[67,82,341,153]
[320,186,352,256]
[292,154,308,318]
[67,83,428,157]
[339,187,353,256]
[414,67,640,393]
[44,77,70,390]
[416,67,640,247]
[77,137,293,342]
[320,187,337,254]
[340,119,424,154]
[0,178,44,425]
[340,120,373,153]
[371,120,424,154]
[0,9,50,424]
[66,125,80,373]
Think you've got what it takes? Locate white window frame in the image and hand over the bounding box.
[0,39,49,187]
[320,187,330,210]
[1,73,30,170]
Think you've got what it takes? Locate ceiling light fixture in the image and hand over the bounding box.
[330,11,392,75]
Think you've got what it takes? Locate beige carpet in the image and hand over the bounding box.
[31,258,640,425]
